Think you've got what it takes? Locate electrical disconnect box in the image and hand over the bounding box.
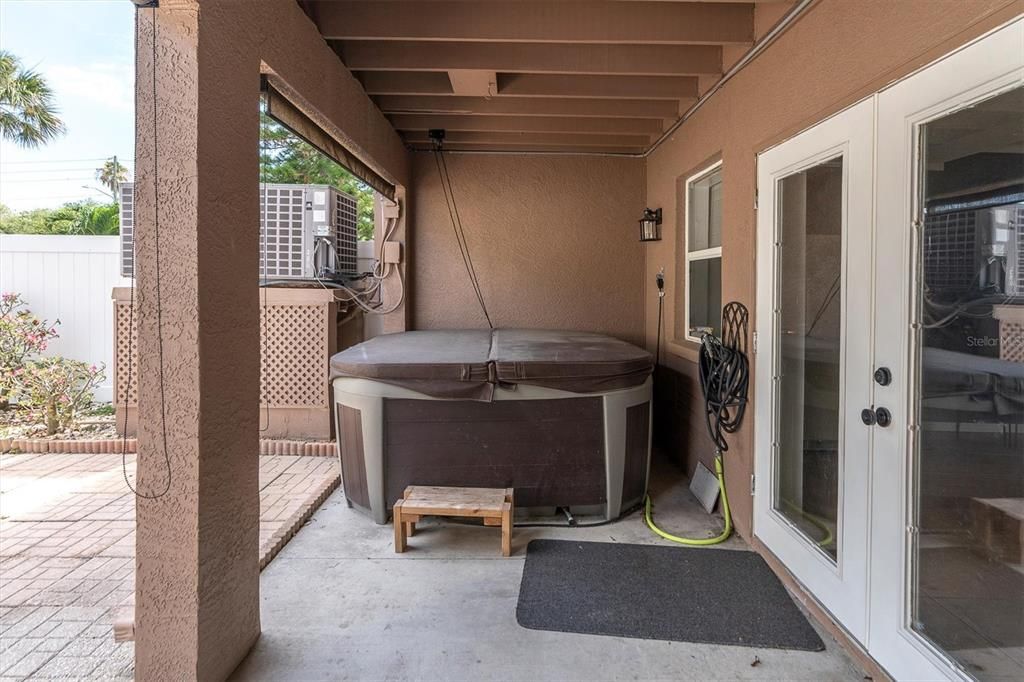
[382,241,402,265]
[118,182,360,281]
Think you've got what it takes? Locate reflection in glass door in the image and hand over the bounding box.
[911,84,1024,681]
[775,158,845,561]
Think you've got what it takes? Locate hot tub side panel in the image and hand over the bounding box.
[381,398,607,509]
[336,404,370,510]
[622,401,652,507]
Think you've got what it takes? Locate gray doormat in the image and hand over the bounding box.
[516,539,825,651]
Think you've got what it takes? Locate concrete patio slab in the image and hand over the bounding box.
[231,457,865,681]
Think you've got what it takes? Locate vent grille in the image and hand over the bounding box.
[119,184,134,278]
[260,185,306,280]
[923,210,977,293]
[335,191,359,275]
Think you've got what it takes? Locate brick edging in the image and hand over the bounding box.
[258,440,337,457]
[259,472,341,570]
[0,437,337,457]
[0,437,137,454]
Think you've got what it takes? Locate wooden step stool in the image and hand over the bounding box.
[393,485,514,557]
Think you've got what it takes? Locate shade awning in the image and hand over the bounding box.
[262,78,396,201]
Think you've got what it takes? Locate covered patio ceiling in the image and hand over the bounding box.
[299,0,796,154]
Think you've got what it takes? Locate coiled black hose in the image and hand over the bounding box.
[698,331,749,453]
[697,301,749,453]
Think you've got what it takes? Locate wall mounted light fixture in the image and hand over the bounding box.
[639,208,662,242]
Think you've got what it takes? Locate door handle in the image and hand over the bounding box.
[861,406,892,427]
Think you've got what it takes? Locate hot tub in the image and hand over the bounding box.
[331,329,654,524]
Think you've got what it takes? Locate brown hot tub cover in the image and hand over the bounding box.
[330,329,653,401]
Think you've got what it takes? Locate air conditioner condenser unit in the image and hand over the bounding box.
[118,182,360,281]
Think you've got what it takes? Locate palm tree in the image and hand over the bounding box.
[0,51,65,147]
[96,157,128,195]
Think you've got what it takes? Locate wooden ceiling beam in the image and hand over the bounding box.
[403,129,653,147]
[337,41,722,77]
[390,114,663,136]
[374,95,682,120]
[357,72,454,96]
[311,1,755,45]
[497,73,698,100]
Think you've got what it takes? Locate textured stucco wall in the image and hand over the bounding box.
[411,153,646,345]
[643,0,1023,542]
[133,1,408,679]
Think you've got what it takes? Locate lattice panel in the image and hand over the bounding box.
[261,303,328,407]
[116,299,329,408]
[114,302,138,405]
[999,321,1024,363]
[260,186,306,279]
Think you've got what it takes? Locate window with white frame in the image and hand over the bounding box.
[684,163,723,342]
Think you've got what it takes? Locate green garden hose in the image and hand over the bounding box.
[647,301,747,548]
[644,453,732,546]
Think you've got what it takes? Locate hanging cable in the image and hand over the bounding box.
[122,4,171,499]
[258,98,271,432]
[431,141,493,329]
[434,148,489,326]
[654,269,665,364]
[439,150,492,328]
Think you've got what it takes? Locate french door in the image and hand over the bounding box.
[869,19,1023,681]
[754,98,874,641]
[756,18,1023,681]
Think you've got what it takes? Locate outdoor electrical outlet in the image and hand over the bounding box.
[383,241,402,265]
[383,201,400,220]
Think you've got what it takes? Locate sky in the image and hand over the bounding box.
[0,0,135,211]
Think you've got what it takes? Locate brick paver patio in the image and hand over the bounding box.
[0,452,339,679]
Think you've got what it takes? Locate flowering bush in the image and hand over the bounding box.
[17,357,105,435]
[0,292,59,406]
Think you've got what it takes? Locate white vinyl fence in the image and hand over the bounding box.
[0,235,130,402]
[0,236,376,403]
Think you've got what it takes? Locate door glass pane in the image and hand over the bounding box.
[913,85,1024,680]
[774,156,844,561]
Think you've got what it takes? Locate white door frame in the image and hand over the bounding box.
[754,97,875,642]
[869,18,1024,681]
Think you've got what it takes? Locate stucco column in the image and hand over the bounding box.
[133,3,260,679]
